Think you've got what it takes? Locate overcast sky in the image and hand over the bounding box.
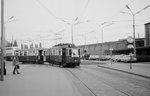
[1,0,150,48]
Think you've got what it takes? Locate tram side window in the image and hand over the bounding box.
[39,50,43,56]
[56,49,58,55]
[15,51,19,56]
[59,49,61,55]
[56,49,57,55]
[20,51,22,56]
[32,50,34,56]
[50,49,52,55]
[28,50,32,56]
[69,49,72,56]
[54,49,56,55]
[24,51,27,56]
[51,49,53,55]
[45,50,48,56]
[78,49,80,56]
[57,49,59,55]
[52,49,55,55]
[43,51,45,56]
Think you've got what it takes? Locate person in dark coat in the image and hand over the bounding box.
[12,55,20,74]
[4,57,6,75]
[0,57,7,75]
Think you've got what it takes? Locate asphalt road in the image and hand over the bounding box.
[1,61,150,96]
[76,65,150,96]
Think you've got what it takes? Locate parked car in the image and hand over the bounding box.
[89,55,99,60]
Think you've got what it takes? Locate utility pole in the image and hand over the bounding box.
[123,4,150,57]
[132,13,136,57]
[1,0,4,81]
[71,24,74,44]
[126,5,136,57]
[60,17,80,44]
[99,22,114,55]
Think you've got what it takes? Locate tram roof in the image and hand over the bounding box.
[16,48,48,51]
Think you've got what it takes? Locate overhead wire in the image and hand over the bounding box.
[79,0,90,19]
[107,0,136,23]
[35,0,60,20]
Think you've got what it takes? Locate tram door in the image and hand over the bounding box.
[62,48,66,64]
[38,50,43,64]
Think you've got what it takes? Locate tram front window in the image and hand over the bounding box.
[39,50,43,56]
[72,49,79,57]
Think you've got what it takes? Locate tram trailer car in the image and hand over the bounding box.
[48,43,81,67]
[5,47,20,61]
[16,48,47,64]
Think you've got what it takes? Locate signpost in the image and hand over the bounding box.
[109,47,113,64]
[127,36,134,49]
[129,53,134,69]
[127,36,134,69]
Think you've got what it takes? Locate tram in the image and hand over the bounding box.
[48,43,81,67]
[5,47,20,61]
[16,48,47,64]
[14,43,81,67]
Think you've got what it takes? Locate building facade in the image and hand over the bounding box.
[78,38,145,56]
[145,22,150,46]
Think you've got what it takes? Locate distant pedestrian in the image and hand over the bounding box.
[4,57,7,75]
[0,57,7,75]
[12,55,20,74]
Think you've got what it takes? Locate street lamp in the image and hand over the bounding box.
[1,14,15,81]
[109,47,113,64]
[100,22,114,43]
[60,17,83,44]
[122,4,150,57]
[99,22,114,55]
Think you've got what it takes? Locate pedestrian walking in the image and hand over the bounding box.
[12,55,20,74]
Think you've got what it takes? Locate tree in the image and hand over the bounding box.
[13,40,18,46]
[6,42,11,47]
[21,44,24,49]
[39,42,42,48]
[35,44,38,48]
[30,43,33,49]
[24,44,28,49]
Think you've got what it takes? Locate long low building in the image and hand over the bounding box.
[77,38,150,62]
[78,38,145,55]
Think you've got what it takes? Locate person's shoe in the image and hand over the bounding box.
[17,72,20,74]
[13,72,15,74]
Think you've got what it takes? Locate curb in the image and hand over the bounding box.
[97,65,150,79]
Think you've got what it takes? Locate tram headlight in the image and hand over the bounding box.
[74,59,77,62]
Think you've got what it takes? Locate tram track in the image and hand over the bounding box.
[65,67,131,96]
[78,65,150,96]
[82,65,150,90]
[78,67,132,96]
[65,68,97,96]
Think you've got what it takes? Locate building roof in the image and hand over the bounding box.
[145,22,150,25]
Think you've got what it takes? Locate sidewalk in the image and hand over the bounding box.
[4,61,29,75]
[0,62,82,96]
[97,61,150,79]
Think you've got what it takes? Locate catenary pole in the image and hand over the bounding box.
[1,0,4,81]
[71,24,73,44]
[126,5,136,57]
